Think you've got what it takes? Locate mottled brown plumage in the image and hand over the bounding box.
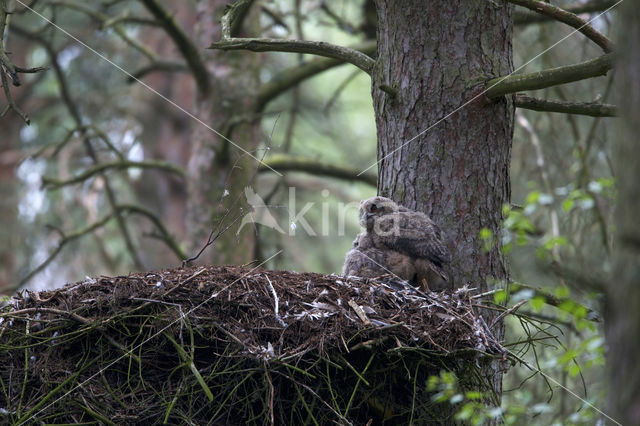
[344,196,452,290]
[342,233,416,280]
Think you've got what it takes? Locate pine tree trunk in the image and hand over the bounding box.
[372,0,514,414]
[372,0,513,290]
[186,1,261,265]
[607,1,640,423]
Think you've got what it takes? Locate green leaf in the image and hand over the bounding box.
[562,198,574,211]
[455,404,474,420]
[558,300,575,313]
[554,286,570,298]
[543,236,568,250]
[526,190,540,205]
[573,305,587,320]
[568,364,582,377]
[530,296,545,311]
[465,391,484,400]
[559,349,578,364]
[493,290,508,304]
[479,228,493,240]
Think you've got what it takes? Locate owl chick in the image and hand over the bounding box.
[342,232,416,280]
[358,196,452,290]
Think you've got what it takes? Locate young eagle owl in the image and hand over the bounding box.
[343,196,452,290]
[342,232,416,280]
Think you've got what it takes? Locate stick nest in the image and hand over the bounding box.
[1,265,508,424]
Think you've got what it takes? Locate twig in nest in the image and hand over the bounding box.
[491,299,528,328]
[265,274,286,327]
[347,299,370,326]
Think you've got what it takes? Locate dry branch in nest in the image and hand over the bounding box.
[0,266,510,424]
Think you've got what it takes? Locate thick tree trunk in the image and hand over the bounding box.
[373,0,513,290]
[372,0,514,413]
[186,1,261,264]
[607,1,640,424]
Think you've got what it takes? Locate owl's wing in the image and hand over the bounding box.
[374,212,451,267]
[343,247,388,278]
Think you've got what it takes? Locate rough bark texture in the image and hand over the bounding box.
[608,1,640,423]
[373,0,513,289]
[372,0,514,414]
[186,0,261,264]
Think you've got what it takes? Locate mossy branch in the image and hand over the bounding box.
[209,38,375,74]
[515,94,616,116]
[259,154,376,187]
[221,0,254,39]
[485,53,613,99]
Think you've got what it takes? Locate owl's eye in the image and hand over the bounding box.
[370,204,378,212]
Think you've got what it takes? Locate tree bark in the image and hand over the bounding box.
[186,1,261,264]
[373,0,513,289]
[607,1,640,423]
[372,0,513,414]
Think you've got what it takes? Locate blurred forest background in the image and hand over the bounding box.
[0,0,622,424]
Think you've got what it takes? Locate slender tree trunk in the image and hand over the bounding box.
[372,0,514,411]
[186,1,261,264]
[607,1,640,424]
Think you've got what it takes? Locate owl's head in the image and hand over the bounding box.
[359,196,400,229]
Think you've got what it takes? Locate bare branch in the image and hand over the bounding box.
[508,0,614,53]
[17,214,115,288]
[0,68,29,123]
[128,60,188,82]
[259,154,377,187]
[510,281,602,322]
[209,38,375,74]
[485,53,613,99]
[119,204,188,261]
[41,160,185,189]
[11,23,145,269]
[257,40,375,110]
[140,0,211,95]
[49,0,156,60]
[515,0,617,26]
[515,94,616,117]
[0,0,46,123]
